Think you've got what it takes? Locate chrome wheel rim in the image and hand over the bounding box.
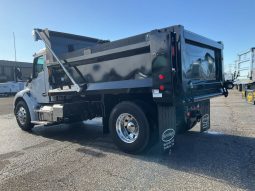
[17,106,27,125]
[116,113,139,143]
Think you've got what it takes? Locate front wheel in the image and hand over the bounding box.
[15,100,34,131]
[109,101,150,154]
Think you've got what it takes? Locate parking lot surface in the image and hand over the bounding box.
[0,97,13,115]
[0,90,254,191]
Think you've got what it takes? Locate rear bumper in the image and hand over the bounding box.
[184,81,228,103]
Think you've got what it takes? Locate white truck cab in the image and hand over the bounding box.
[14,49,49,128]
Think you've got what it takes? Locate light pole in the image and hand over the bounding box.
[13,32,17,81]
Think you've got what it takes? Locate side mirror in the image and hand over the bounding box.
[26,75,33,86]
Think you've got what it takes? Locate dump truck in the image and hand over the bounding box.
[234,48,255,104]
[14,25,229,154]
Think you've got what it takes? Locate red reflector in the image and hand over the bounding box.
[159,85,165,91]
[159,74,165,80]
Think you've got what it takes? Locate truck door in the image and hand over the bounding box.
[30,56,49,103]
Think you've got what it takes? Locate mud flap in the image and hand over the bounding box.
[157,105,176,154]
[199,100,210,132]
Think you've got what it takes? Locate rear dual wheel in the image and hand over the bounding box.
[109,101,150,154]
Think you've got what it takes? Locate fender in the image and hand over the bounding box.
[14,88,39,121]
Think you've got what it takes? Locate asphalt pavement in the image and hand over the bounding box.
[0,90,254,191]
[0,96,13,115]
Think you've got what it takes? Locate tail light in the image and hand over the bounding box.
[159,74,165,80]
[159,85,165,91]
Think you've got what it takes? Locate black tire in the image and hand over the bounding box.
[227,83,234,89]
[109,101,150,154]
[238,84,242,92]
[134,100,158,147]
[15,100,34,131]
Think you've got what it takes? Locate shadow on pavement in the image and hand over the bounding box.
[30,119,255,190]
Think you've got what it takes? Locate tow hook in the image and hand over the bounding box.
[223,87,228,97]
[222,82,230,97]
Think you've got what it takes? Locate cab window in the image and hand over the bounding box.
[34,56,44,77]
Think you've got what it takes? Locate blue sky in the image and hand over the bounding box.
[0,0,254,71]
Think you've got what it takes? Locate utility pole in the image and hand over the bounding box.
[13,32,16,61]
[13,32,17,81]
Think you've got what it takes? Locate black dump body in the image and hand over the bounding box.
[35,25,227,104]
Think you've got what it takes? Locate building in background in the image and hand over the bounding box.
[0,60,32,82]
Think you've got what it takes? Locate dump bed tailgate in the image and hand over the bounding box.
[181,30,225,102]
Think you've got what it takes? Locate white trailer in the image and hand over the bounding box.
[0,81,25,96]
[234,48,255,91]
